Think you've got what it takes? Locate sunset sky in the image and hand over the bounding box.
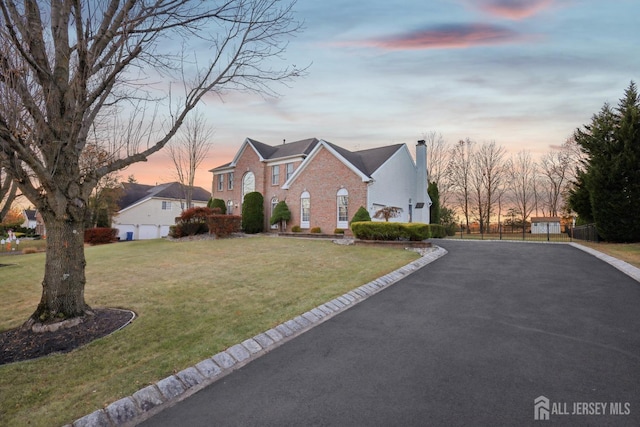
[126,0,640,192]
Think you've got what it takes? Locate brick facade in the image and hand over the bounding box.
[210,138,427,233]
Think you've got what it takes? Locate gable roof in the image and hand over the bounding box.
[118,182,211,211]
[23,209,37,221]
[209,138,320,172]
[325,142,405,177]
[282,140,406,189]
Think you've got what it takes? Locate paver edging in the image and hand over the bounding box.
[68,246,448,427]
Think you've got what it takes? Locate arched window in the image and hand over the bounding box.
[242,171,255,201]
[337,188,349,229]
[300,191,310,229]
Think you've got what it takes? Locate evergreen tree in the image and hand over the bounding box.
[571,82,640,242]
[350,206,371,223]
[208,198,227,214]
[242,192,264,234]
[270,201,292,231]
[428,181,441,224]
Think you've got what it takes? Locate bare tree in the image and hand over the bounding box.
[421,131,451,206]
[539,149,571,217]
[469,141,506,233]
[0,1,305,328]
[507,150,538,230]
[448,139,474,233]
[0,166,18,220]
[168,110,214,209]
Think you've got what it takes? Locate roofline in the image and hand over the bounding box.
[282,139,371,190]
[370,144,412,179]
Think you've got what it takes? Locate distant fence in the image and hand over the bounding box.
[571,223,599,242]
[448,223,600,243]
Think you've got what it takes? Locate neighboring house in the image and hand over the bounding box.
[21,209,46,236]
[22,209,37,229]
[112,182,211,240]
[531,217,562,234]
[209,137,431,233]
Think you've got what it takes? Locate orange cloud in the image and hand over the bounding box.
[342,24,522,50]
[476,0,554,20]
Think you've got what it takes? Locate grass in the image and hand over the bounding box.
[577,241,640,269]
[0,236,419,427]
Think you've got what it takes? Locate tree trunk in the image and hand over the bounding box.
[28,215,91,325]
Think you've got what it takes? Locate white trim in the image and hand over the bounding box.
[300,191,310,229]
[282,140,370,189]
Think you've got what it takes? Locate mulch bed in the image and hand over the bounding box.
[0,308,135,366]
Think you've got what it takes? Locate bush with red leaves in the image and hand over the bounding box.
[84,227,118,245]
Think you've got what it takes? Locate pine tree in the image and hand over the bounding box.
[571,82,640,242]
[428,181,441,224]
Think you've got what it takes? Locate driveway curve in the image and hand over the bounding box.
[139,241,640,426]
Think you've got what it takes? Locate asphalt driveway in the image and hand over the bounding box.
[140,241,640,426]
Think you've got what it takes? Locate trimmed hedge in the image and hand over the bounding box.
[207,215,242,237]
[84,227,118,245]
[242,192,264,234]
[351,222,435,241]
[208,198,227,214]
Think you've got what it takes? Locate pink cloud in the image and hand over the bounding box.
[341,24,523,51]
[475,0,554,20]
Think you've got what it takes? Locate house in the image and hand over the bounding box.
[21,209,46,236]
[112,182,211,240]
[209,137,431,233]
[531,217,562,234]
[22,209,37,229]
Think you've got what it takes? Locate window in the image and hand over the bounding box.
[162,201,172,210]
[217,174,224,191]
[300,191,310,229]
[272,165,280,185]
[271,197,279,229]
[337,188,348,229]
[227,199,234,215]
[228,172,234,190]
[242,172,255,200]
[286,162,294,180]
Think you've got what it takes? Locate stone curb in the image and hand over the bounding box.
[65,246,448,427]
[569,242,640,283]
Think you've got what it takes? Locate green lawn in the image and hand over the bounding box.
[0,236,418,427]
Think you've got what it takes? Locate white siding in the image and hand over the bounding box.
[367,147,417,223]
[112,197,207,240]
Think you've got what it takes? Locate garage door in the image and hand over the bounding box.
[138,225,159,240]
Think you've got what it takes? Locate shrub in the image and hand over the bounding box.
[242,192,264,234]
[207,215,242,238]
[350,206,371,223]
[334,228,345,234]
[22,248,38,254]
[170,206,214,237]
[84,227,118,245]
[291,225,301,232]
[310,227,322,233]
[208,198,227,214]
[351,222,430,241]
[427,224,446,238]
[269,201,292,231]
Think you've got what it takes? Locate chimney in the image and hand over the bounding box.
[414,140,430,224]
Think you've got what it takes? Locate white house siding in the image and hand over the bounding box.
[531,221,561,234]
[112,198,207,240]
[367,146,417,223]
